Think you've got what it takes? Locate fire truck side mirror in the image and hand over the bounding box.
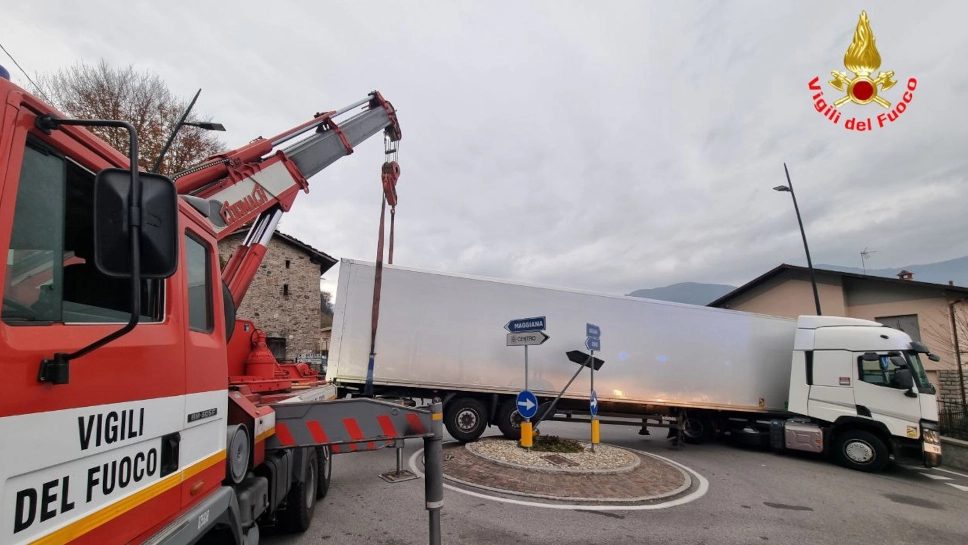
[94,168,179,279]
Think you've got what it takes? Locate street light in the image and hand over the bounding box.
[151,88,226,173]
[773,163,822,316]
[182,121,226,131]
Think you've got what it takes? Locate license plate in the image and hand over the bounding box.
[923,443,941,454]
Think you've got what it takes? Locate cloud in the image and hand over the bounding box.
[3,0,967,297]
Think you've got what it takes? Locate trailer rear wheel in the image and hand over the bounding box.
[279,448,317,533]
[445,397,488,442]
[496,398,523,439]
[682,415,713,444]
[833,429,889,472]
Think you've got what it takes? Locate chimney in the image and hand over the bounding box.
[951,280,955,286]
[897,270,913,281]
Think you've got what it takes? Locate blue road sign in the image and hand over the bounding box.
[506,316,546,333]
[590,390,599,416]
[586,323,601,339]
[585,337,601,352]
[516,390,538,419]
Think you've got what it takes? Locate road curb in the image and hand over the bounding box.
[436,440,694,504]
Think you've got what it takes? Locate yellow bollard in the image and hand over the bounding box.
[520,421,533,448]
[591,418,600,445]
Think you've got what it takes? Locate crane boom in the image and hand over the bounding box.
[175,91,401,307]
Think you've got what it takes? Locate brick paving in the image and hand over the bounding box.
[441,442,687,501]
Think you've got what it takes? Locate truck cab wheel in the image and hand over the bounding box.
[833,429,889,473]
[315,445,332,500]
[445,397,488,442]
[496,398,523,439]
[278,448,318,533]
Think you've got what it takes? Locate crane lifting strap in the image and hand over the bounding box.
[364,136,400,396]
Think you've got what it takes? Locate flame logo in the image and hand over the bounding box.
[828,11,897,108]
[844,11,881,76]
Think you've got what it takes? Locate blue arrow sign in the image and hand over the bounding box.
[516,389,538,419]
[590,390,599,416]
[586,323,600,339]
[585,337,601,352]
[506,316,546,333]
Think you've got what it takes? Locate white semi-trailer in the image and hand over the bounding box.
[327,259,943,472]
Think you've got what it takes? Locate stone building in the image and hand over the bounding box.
[218,229,336,361]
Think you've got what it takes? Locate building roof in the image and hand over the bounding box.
[708,263,968,308]
[224,227,337,275]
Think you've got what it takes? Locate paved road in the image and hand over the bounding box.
[265,422,968,545]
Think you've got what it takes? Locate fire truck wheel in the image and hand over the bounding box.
[315,445,332,499]
[496,398,522,440]
[444,397,487,442]
[279,448,317,533]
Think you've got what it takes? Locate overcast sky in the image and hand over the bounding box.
[3,1,967,296]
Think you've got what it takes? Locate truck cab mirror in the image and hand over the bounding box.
[895,367,916,397]
[95,168,179,279]
[911,341,941,361]
[890,355,907,368]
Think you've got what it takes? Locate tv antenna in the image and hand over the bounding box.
[860,247,876,274]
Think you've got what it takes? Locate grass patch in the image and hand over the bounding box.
[531,435,583,453]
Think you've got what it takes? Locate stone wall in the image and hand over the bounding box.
[219,231,322,360]
[939,368,966,404]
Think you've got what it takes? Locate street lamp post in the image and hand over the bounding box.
[151,88,225,173]
[773,163,822,316]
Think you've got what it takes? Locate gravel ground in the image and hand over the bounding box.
[466,437,637,472]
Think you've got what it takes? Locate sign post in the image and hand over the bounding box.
[586,323,601,451]
[505,316,548,448]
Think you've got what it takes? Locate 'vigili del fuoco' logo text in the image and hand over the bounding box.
[809,11,916,132]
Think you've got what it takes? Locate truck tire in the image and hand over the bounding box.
[445,397,488,442]
[682,415,713,445]
[833,429,890,472]
[496,398,522,439]
[315,445,332,499]
[279,448,318,533]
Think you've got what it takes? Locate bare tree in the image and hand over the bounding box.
[36,59,226,174]
[320,291,334,328]
[924,303,968,369]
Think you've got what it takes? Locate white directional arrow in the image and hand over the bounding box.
[948,483,968,492]
[590,398,598,409]
[518,398,536,411]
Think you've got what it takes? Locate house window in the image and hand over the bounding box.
[283,283,290,297]
[875,314,921,342]
[285,259,291,269]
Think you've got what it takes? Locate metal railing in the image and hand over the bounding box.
[939,400,968,441]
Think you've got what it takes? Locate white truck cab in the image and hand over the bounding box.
[783,316,942,471]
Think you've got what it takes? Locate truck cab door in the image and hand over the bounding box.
[0,122,187,544]
[176,225,230,510]
[852,353,923,439]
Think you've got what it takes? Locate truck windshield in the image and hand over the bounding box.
[906,352,930,389]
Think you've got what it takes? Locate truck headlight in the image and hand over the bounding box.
[922,428,940,445]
